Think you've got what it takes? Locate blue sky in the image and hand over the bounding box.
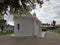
[4,0,60,25]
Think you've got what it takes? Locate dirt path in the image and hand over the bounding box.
[0,31,60,45]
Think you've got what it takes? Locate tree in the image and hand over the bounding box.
[0,19,6,33]
[0,0,49,16]
[52,20,56,26]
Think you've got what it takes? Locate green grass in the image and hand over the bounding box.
[48,28,60,34]
[0,30,14,36]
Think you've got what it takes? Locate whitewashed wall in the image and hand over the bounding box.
[34,19,39,36]
[14,17,34,37]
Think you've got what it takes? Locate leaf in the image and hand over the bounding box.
[0,0,49,16]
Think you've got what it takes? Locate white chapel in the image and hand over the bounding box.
[14,13,42,37]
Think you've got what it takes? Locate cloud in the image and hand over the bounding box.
[4,14,14,25]
[52,15,60,19]
[35,0,60,24]
[43,0,60,15]
[53,5,60,9]
[4,14,13,21]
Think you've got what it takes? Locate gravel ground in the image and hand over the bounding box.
[0,31,60,45]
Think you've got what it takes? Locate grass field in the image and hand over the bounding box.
[0,30,14,36]
[0,28,60,36]
[48,28,60,34]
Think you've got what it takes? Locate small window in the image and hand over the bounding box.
[17,24,20,30]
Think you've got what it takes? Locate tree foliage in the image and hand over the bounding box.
[0,19,6,33]
[52,20,56,26]
[0,0,49,15]
[51,20,56,26]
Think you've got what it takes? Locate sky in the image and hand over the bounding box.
[4,14,14,26]
[34,0,60,24]
[4,0,60,25]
